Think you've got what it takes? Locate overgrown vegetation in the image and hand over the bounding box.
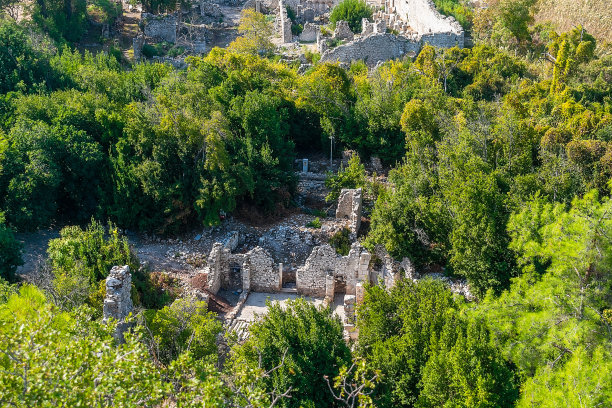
[329,0,372,33]
[1,0,612,405]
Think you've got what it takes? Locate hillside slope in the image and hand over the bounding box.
[535,0,612,42]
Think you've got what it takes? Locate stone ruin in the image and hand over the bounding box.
[333,20,354,42]
[141,13,178,43]
[336,188,362,235]
[318,0,464,66]
[299,22,320,42]
[277,0,293,43]
[103,265,134,342]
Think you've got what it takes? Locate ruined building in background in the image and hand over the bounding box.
[317,0,465,66]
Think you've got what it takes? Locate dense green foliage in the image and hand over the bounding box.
[431,0,473,30]
[143,297,223,365]
[0,285,166,406]
[229,299,352,407]
[0,214,21,282]
[356,279,518,407]
[329,0,372,33]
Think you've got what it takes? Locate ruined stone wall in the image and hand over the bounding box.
[277,0,293,42]
[142,13,177,43]
[296,245,336,297]
[299,22,319,42]
[296,243,371,297]
[394,0,464,47]
[103,266,133,322]
[103,265,133,341]
[206,243,229,294]
[320,33,421,66]
[336,188,362,234]
[245,247,280,292]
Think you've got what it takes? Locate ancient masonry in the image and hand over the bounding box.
[320,0,464,66]
[103,265,134,341]
[277,0,293,43]
[336,188,362,235]
[274,0,464,66]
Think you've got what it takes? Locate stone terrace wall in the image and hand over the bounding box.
[320,33,421,67]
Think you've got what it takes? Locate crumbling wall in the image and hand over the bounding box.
[296,244,336,297]
[277,0,293,43]
[333,20,354,41]
[103,265,134,341]
[206,243,229,294]
[296,243,371,297]
[245,247,280,292]
[299,22,319,42]
[142,13,177,43]
[200,0,223,18]
[320,33,420,67]
[336,188,362,234]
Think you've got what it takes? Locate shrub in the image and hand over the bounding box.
[142,297,223,364]
[229,298,351,408]
[329,227,351,255]
[325,153,366,201]
[46,219,138,310]
[329,0,372,33]
[0,214,22,282]
[306,217,322,228]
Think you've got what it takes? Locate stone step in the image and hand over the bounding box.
[280,287,298,293]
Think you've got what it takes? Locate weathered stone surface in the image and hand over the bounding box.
[103,265,133,341]
[277,0,293,43]
[205,243,229,294]
[336,188,362,234]
[200,0,223,17]
[321,33,420,67]
[142,13,177,43]
[296,244,336,297]
[299,22,319,42]
[245,247,279,292]
[333,20,354,41]
[103,266,133,322]
[296,242,371,297]
[133,35,144,61]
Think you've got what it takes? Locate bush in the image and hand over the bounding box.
[329,0,372,33]
[0,214,22,282]
[329,227,351,255]
[142,297,222,365]
[47,219,139,310]
[325,153,366,201]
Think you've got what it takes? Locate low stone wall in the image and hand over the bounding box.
[296,245,335,297]
[296,243,371,297]
[320,33,421,67]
